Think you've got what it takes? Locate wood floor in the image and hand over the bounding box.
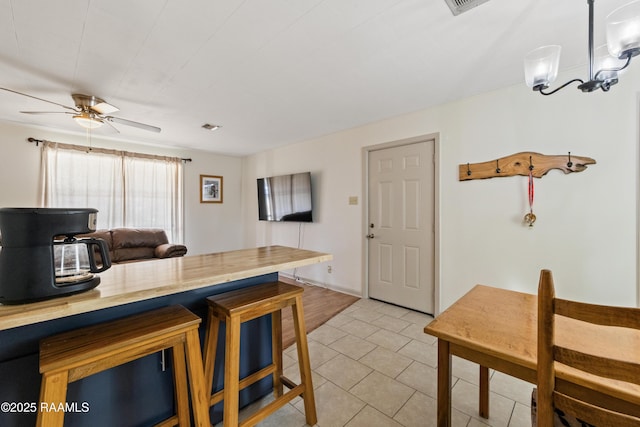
[279,277,360,348]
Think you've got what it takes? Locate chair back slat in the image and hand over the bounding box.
[536,269,640,427]
[555,298,640,329]
[554,392,640,427]
[554,347,640,386]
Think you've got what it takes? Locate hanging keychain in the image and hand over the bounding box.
[524,161,536,227]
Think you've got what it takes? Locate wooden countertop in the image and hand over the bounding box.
[0,245,332,331]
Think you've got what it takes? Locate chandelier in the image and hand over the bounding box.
[524,0,640,95]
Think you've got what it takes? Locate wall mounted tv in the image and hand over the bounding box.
[257,172,313,222]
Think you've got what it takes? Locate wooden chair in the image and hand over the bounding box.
[37,305,211,427]
[535,269,640,427]
[202,281,316,427]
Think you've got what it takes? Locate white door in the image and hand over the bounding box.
[367,140,435,314]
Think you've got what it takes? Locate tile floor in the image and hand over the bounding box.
[226,297,533,427]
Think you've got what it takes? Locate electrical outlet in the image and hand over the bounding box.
[327,265,332,274]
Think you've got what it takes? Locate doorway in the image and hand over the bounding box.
[365,135,438,314]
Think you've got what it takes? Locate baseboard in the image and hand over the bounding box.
[278,273,362,298]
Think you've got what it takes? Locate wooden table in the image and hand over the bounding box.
[424,284,640,426]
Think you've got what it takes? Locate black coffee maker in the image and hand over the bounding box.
[0,208,111,304]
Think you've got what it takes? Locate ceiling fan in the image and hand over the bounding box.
[0,87,161,133]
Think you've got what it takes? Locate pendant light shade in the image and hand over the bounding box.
[524,45,561,90]
[606,0,640,59]
[594,44,627,85]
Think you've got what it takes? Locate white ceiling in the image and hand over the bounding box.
[0,0,632,156]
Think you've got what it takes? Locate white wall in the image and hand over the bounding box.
[242,131,368,296]
[3,62,637,314]
[243,66,640,313]
[0,121,244,255]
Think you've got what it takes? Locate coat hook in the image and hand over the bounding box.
[529,155,534,171]
[467,162,471,176]
[495,159,501,174]
[567,151,573,168]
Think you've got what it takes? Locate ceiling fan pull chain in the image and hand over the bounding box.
[86,126,93,152]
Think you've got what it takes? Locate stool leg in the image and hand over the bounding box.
[184,328,212,427]
[171,343,191,427]
[203,307,220,400]
[292,294,317,426]
[271,310,283,397]
[37,370,69,427]
[223,316,241,427]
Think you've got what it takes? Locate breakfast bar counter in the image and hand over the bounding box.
[0,245,331,427]
[0,245,332,331]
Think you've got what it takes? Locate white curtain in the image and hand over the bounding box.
[122,152,183,242]
[40,141,184,243]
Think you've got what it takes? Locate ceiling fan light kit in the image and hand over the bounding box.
[73,111,104,129]
[524,0,640,95]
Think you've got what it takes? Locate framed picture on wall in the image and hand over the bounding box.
[200,175,223,203]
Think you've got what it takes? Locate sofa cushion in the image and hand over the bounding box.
[111,228,168,249]
[155,243,188,259]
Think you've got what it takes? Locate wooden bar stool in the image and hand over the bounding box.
[203,281,316,427]
[37,305,211,427]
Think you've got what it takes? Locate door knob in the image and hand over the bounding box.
[366,233,375,239]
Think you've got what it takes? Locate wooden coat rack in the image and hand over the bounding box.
[459,152,596,181]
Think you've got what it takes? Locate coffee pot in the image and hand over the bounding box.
[53,237,110,285]
[0,208,112,304]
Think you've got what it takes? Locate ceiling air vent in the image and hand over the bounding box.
[444,0,490,16]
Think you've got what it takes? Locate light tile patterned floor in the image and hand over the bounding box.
[224,297,533,427]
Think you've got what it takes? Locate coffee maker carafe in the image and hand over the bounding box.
[0,208,112,304]
[54,236,110,284]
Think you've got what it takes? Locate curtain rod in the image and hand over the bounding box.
[26,137,193,162]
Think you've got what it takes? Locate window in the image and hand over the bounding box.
[40,141,184,243]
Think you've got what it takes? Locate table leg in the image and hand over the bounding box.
[437,339,452,427]
[479,365,490,419]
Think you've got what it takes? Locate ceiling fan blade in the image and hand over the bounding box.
[1,87,77,111]
[102,118,120,134]
[105,116,161,133]
[91,102,119,115]
[20,111,74,115]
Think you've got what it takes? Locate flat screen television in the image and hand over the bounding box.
[257,172,313,222]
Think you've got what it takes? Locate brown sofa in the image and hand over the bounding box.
[80,228,187,264]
